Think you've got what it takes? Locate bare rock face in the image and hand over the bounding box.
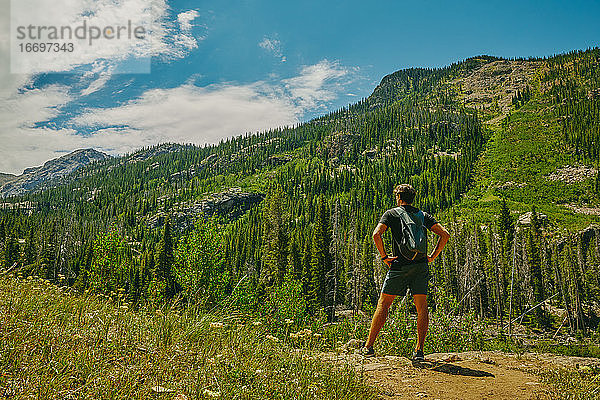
[580,224,599,251]
[362,148,378,159]
[563,204,600,215]
[517,211,548,226]
[493,181,527,191]
[557,224,599,253]
[264,154,292,167]
[0,149,110,198]
[452,59,542,117]
[0,173,16,187]
[320,132,360,159]
[546,165,597,184]
[147,187,265,231]
[125,143,194,164]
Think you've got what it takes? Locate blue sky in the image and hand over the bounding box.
[1,0,599,174]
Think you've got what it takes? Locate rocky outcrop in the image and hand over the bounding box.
[557,224,599,253]
[264,154,292,167]
[0,149,110,198]
[125,143,195,164]
[0,173,16,187]
[563,204,600,215]
[147,187,265,231]
[321,132,360,159]
[517,211,548,226]
[546,165,597,184]
[452,59,542,117]
[198,139,283,171]
[493,181,528,191]
[579,225,599,256]
[362,148,378,159]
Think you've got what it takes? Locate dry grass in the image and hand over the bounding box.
[0,275,376,399]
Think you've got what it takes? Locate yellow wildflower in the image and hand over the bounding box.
[202,389,221,397]
[265,334,280,342]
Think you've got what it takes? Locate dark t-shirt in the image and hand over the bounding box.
[378,205,438,268]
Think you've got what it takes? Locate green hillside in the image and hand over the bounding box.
[447,52,600,231]
[1,48,599,345]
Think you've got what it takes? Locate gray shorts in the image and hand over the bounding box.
[381,261,429,296]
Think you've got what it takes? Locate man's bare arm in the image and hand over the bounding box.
[428,223,450,263]
[372,223,397,267]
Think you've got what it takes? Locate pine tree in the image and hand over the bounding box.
[23,227,36,267]
[474,225,489,317]
[497,199,514,310]
[287,234,301,281]
[39,223,57,281]
[301,237,312,298]
[262,186,289,285]
[498,199,514,256]
[309,195,331,312]
[4,235,18,270]
[360,234,377,309]
[328,197,343,321]
[155,220,176,299]
[0,220,5,244]
[346,221,361,312]
[527,206,547,327]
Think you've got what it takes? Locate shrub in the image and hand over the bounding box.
[174,218,230,309]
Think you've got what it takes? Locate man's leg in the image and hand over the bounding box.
[413,294,429,351]
[365,293,396,347]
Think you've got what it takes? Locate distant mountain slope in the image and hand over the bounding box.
[361,55,501,109]
[2,50,599,232]
[0,173,16,187]
[443,50,600,230]
[123,143,196,164]
[0,149,110,198]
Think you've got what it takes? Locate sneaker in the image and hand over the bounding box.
[412,349,425,362]
[358,344,375,358]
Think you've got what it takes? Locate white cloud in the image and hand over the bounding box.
[259,37,281,55]
[72,83,299,148]
[178,10,200,31]
[259,36,286,62]
[71,59,352,142]
[0,2,357,175]
[0,0,208,173]
[0,82,79,174]
[283,59,349,110]
[0,59,352,174]
[9,0,202,74]
[81,64,114,96]
[0,1,78,173]
[174,10,203,51]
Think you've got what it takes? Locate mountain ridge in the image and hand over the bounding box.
[0,148,110,198]
[2,49,599,231]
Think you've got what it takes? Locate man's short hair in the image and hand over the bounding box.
[393,184,416,204]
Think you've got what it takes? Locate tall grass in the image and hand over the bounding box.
[2,274,597,399]
[540,367,600,400]
[0,275,376,399]
[314,295,489,357]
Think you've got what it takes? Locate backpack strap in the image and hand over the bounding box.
[393,206,424,226]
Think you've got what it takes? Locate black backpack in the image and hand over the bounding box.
[392,206,427,260]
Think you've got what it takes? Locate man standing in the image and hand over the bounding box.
[360,184,450,361]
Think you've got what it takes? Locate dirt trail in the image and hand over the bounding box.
[319,350,600,400]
